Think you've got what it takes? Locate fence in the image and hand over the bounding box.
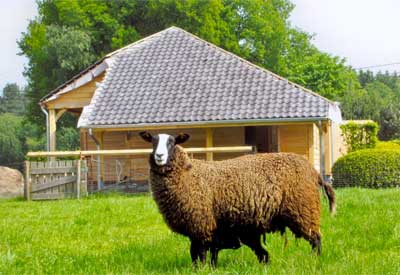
[333,169,400,188]
[26,146,253,199]
[25,160,87,200]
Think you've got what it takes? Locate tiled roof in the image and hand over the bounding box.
[78,27,339,128]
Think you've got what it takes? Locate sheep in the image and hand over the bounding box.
[139,131,336,267]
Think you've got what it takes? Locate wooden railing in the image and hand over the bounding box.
[26,146,254,158]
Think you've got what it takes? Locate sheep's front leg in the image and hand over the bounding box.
[241,234,269,264]
[190,240,207,266]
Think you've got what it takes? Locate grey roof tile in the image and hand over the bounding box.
[82,27,334,127]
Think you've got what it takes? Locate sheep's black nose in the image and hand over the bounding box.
[156,153,164,159]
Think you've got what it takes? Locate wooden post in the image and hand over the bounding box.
[76,160,81,199]
[49,109,57,152]
[324,121,332,176]
[81,160,88,196]
[308,124,314,165]
[24,161,31,201]
[206,128,214,161]
[96,131,105,189]
[55,109,67,121]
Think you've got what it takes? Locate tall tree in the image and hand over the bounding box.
[0,83,26,115]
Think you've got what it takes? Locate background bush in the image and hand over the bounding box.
[340,121,379,152]
[332,148,400,188]
[376,140,400,150]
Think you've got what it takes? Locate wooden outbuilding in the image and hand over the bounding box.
[39,27,344,187]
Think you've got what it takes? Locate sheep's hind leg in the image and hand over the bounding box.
[241,234,269,264]
[309,232,321,255]
[190,240,207,266]
[210,246,219,267]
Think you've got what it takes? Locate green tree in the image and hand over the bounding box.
[378,103,400,141]
[0,83,27,115]
[0,114,26,169]
[286,50,359,99]
[19,23,96,126]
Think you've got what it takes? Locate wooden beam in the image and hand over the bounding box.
[31,193,68,200]
[324,121,332,175]
[97,131,104,186]
[24,161,30,201]
[27,146,253,157]
[308,124,314,165]
[55,109,67,122]
[93,121,317,132]
[76,160,81,199]
[206,128,214,161]
[31,176,77,192]
[49,109,56,151]
[30,166,76,174]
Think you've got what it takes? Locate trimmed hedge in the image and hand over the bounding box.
[376,140,400,150]
[332,148,400,188]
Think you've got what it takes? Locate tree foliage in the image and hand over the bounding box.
[343,70,400,140]
[340,121,379,153]
[0,114,26,169]
[0,83,27,115]
[19,0,358,127]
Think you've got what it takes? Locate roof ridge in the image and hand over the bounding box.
[170,27,335,105]
[105,26,178,58]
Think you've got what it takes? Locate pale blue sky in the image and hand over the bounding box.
[1,0,400,93]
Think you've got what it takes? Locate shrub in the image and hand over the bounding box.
[332,148,400,188]
[340,121,379,152]
[376,140,400,150]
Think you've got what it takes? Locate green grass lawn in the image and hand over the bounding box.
[0,188,399,275]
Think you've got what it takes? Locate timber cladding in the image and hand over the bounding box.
[278,124,312,160]
[81,124,317,184]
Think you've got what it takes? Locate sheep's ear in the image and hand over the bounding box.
[175,133,190,144]
[139,131,153,143]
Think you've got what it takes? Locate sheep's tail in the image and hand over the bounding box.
[319,175,336,216]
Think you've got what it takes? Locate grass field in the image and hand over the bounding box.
[0,188,399,275]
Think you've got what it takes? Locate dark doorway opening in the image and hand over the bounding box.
[245,126,278,153]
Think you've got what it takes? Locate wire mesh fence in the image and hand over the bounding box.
[85,156,149,193]
[332,168,400,188]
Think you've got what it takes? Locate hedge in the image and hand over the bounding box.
[340,121,379,152]
[332,148,400,188]
[376,140,400,150]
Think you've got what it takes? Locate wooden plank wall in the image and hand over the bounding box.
[213,127,245,160]
[82,124,324,182]
[278,124,312,160]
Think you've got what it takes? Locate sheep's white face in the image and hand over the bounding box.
[139,132,190,167]
[154,134,173,166]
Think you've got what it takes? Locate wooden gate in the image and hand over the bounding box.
[25,160,87,200]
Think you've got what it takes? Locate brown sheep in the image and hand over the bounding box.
[139,132,336,267]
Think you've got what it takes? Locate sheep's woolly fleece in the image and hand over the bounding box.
[150,146,324,243]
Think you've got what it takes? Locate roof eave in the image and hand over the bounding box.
[79,117,331,130]
[39,58,108,104]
